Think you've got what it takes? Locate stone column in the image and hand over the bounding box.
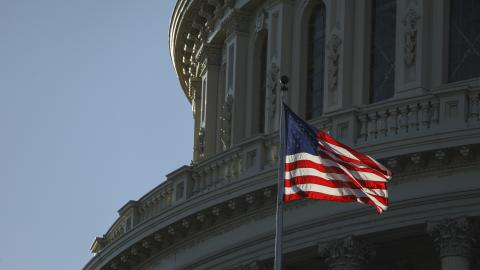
[319,236,375,270]
[427,217,476,270]
[222,11,251,146]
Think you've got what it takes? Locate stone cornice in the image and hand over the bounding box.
[195,44,223,76]
[84,141,480,270]
[170,0,244,104]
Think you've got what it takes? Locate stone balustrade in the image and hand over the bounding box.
[307,86,480,149]
[357,87,480,145]
[95,86,480,254]
[190,133,279,196]
[356,94,440,144]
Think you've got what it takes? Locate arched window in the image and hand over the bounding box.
[448,0,480,82]
[306,4,326,120]
[370,0,396,103]
[252,31,268,134]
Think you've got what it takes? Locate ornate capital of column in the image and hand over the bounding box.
[319,236,375,270]
[196,44,223,68]
[222,11,251,37]
[189,77,202,102]
[427,217,477,259]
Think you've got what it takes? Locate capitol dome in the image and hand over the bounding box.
[84,0,480,269]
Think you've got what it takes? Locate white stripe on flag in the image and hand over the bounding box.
[285,184,387,208]
[285,167,387,183]
[286,153,388,181]
[318,140,361,161]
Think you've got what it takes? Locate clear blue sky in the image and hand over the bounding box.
[0,1,193,269]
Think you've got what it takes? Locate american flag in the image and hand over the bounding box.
[282,104,392,214]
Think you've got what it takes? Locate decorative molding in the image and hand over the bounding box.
[245,194,255,205]
[189,77,202,112]
[266,60,280,126]
[198,127,206,159]
[208,0,224,20]
[327,34,342,92]
[255,10,268,33]
[459,145,475,160]
[402,8,420,67]
[199,3,215,31]
[220,93,234,150]
[468,92,480,123]
[196,44,223,67]
[434,149,450,164]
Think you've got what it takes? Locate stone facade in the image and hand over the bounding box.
[84,0,480,269]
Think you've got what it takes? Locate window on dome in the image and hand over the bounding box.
[175,182,185,201]
[370,0,396,103]
[448,0,480,82]
[252,31,268,134]
[200,77,207,126]
[306,4,326,120]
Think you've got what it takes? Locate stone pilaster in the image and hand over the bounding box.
[221,11,250,146]
[197,44,222,157]
[427,217,477,270]
[190,77,203,161]
[319,236,375,270]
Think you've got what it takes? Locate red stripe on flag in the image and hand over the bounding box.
[285,159,387,182]
[284,175,387,190]
[316,131,392,177]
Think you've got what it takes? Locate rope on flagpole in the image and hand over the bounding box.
[274,75,289,270]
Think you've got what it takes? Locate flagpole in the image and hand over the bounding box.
[274,75,289,270]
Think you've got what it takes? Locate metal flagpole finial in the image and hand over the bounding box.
[280,75,289,92]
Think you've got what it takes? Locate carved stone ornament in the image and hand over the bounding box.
[387,157,402,172]
[167,226,175,236]
[222,11,250,37]
[208,0,223,20]
[266,61,280,124]
[227,200,236,210]
[402,8,420,67]
[181,219,190,229]
[459,145,475,160]
[141,239,151,249]
[196,45,223,68]
[198,127,206,159]
[196,213,206,223]
[427,217,477,259]
[320,236,375,270]
[220,93,234,150]
[153,233,162,242]
[255,10,268,33]
[327,34,342,92]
